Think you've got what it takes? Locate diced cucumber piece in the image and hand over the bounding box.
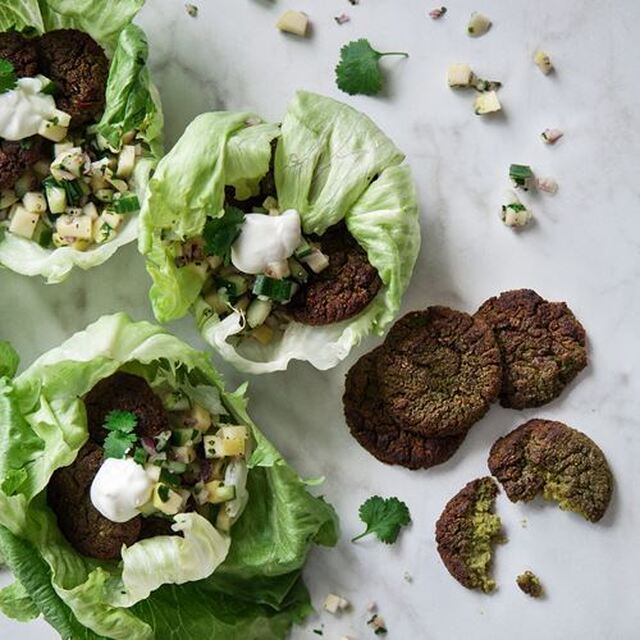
[33,221,53,247]
[164,460,188,474]
[217,274,248,298]
[294,239,313,259]
[171,428,200,446]
[509,164,535,189]
[112,192,140,213]
[288,257,309,283]
[94,188,114,203]
[246,298,272,329]
[204,481,236,504]
[252,275,294,302]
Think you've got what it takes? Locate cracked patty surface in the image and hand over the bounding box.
[289,223,382,326]
[377,307,502,437]
[0,137,50,190]
[343,348,466,470]
[488,419,612,522]
[84,372,169,445]
[475,289,587,409]
[47,442,142,559]
[38,29,109,127]
[0,31,38,77]
[435,477,502,593]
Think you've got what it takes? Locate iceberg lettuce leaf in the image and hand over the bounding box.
[0,4,162,283]
[141,91,419,372]
[0,314,338,639]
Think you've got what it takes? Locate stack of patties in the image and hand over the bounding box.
[343,289,588,470]
[343,306,502,469]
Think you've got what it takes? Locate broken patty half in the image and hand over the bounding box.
[475,289,587,409]
[343,347,466,470]
[435,476,504,593]
[377,307,502,437]
[488,419,612,522]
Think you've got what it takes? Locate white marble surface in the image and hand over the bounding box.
[2,0,640,638]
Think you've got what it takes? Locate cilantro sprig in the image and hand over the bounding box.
[103,410,138,459]
[352,496,411,544]
[202,205,245,262]
[0,58,17,94]
[335,39,408,96]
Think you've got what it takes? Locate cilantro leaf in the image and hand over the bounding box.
[352,496,411,544]
[104,430,138,459]
[0,58,17,94]
[104,409,138,433]
[335,39,408,96]
[102,410,138,459]
[202,206,245,261]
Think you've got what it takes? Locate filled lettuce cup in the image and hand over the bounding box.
[0,314,338,639]
[140,91,420,373]
[0,0,163,283]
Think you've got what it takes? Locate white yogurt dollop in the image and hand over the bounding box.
[231,209,302,274]
[0,77,57,141]
[90,458,153,523]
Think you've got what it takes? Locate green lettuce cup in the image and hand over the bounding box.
[0,0,163,283]
[0,314,338,639]
[139,91,420,374]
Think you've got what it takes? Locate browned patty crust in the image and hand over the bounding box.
[343,348,466,470]
[0,137,50,190]
[435,477,502,592]
[0,31,39,77]
[488,419,612,522]
[475,289,587,409]
[47,442,141,560]
[377,307,502,437]
[38,29,109,127]
[289,223,382,326]
[84,371,169,445]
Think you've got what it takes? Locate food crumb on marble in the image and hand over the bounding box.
[323,593,351,614]
[537,176,559,194]
[367,614,388,635]
[403,571,413,583]
[534,49,554,74]
[276,10,310,37]
[429,6,447,19]
[334,13,351,25]
[541,128,564,144]
[467,12,492,37]
[366,601,378,613]
[185,3,198,17]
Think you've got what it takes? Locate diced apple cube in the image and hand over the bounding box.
[447,63,473,88]
[276,10,309,36]
[9,205,39,239]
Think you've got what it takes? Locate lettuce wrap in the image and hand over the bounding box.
[0,0,163,283]
[0,314,339,639]
[140,91,420,373]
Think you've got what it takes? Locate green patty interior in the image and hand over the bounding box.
[464,484,503,593]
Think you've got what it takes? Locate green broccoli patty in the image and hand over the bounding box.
[435,477,504,593]
[488,419,613,522]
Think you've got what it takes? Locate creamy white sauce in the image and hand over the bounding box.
[90,458,154,523]
[0,77,57,141]
[231,209,302,274]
